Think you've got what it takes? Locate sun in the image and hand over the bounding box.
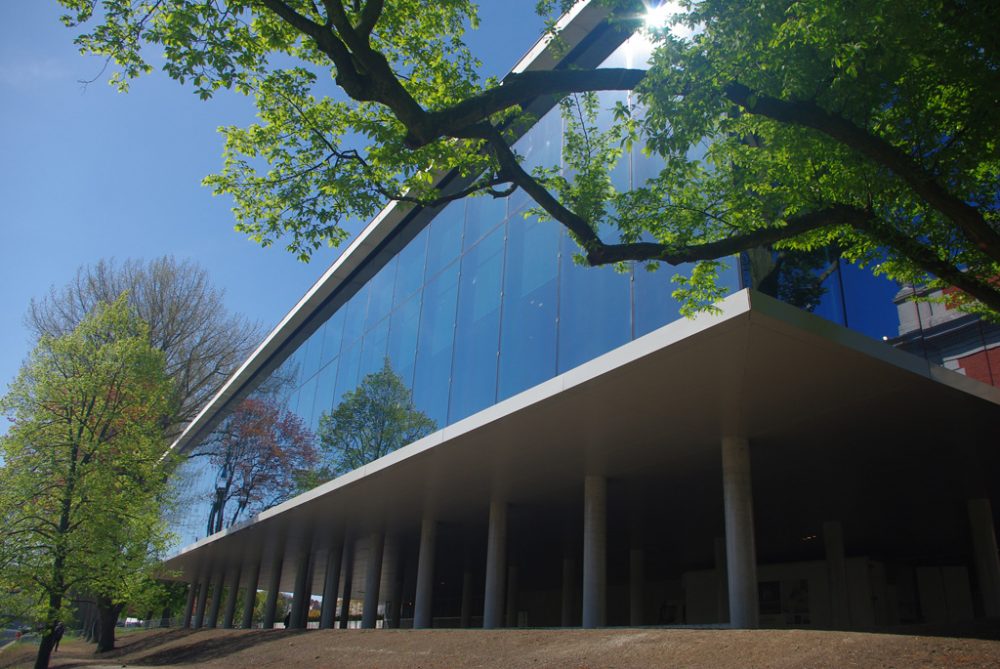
[643,2,676,29]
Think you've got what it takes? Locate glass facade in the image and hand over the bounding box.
[172,34,904,547]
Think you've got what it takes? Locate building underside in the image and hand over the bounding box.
[163,291,1000,630]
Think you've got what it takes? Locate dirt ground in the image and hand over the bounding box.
[3,625,1000,669]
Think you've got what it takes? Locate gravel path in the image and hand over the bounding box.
[3,625,1000,669]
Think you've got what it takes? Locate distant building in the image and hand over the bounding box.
[892,284,1000,387]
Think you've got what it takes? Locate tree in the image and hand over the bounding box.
[26,257,261,439]
[0,296,174,669]
[196,396,317,534]
[56,0,1000,319]
[316,359,436,478]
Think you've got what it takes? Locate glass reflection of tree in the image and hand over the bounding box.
[194,360,316,535]
[310,358,436,486]
[745,245,840,311]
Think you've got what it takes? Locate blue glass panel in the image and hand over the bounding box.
[297,373,319,431]
[311,357,339,424]
[365,257,398,331]
[801,254,847,327]
[465,193,506,251]
[558,228,631,372]
[334,339,362,402]
[359,317,390,380]
[424,202,465,281]
[412,261,460,428]
[633,263,684,338]
[341,282,371,347]
[300,322,325,382]
[270,356,299,407]
[287,387,301,416]
[394,227,429,304]
[449,226,504,422]
[508,109,563,217]
[319,307,346,369]
[387,294,421,389]
[840,260,900,340]
[498,215,559,399]
[717,259,741,300]
[286,346,306,389]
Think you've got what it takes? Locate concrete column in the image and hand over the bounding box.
[823,520,851,628]
[629,548,645,626]
[505,564,519,627]
[483,497,508,629]
[714,536,729,624]
[320,538,343,629]
[414,514,437,629]
[968,498,1000,617]
[207,566,225,629]
[193,570,210,628]
[390,543,407,629]
[722,436,759,629]
[381,535,403,629]
[222,564,242,629]
[362,531,385,629]
[263,549,285,629]
[290,537,313,629]
[241,558,261,629]
[460,568,473,628]
[339,539,355,629]
[183,582,196,628]
[582,475,607,629]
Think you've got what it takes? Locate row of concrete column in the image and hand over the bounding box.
[182,437,1000,630]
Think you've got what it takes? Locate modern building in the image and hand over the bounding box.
[891,284,1000,388]
[162,1,1000,633]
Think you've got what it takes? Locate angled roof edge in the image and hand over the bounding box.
[167,0,625,455]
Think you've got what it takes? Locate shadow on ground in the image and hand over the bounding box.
[100,629,309,666]
[869,620,1000,642]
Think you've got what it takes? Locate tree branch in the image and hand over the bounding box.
[587,205,873,265]
[356,0,383,37]
[853,218,1000,315]
[409,68,647,148]
[724,82,1000,265]
[480,123,603,250]
[258,0,372,100]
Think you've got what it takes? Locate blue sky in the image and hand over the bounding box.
[0,1,547,430]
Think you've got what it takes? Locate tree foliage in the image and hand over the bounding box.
[0,296,175,669]
[196,396,317,535]
[26,257,261,439]
[56,0,1000,316]
[316,359,435,478]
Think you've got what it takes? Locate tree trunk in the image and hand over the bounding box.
[95,597,123,653]
[34,593,62,669]
[34,631,56,669]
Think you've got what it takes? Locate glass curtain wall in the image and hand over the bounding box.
[173,33,905,545]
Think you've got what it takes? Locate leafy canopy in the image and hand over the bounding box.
[57,0,1000,316]
[0,296,175,668]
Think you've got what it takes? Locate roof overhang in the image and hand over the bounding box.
[162,290,1000,589]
